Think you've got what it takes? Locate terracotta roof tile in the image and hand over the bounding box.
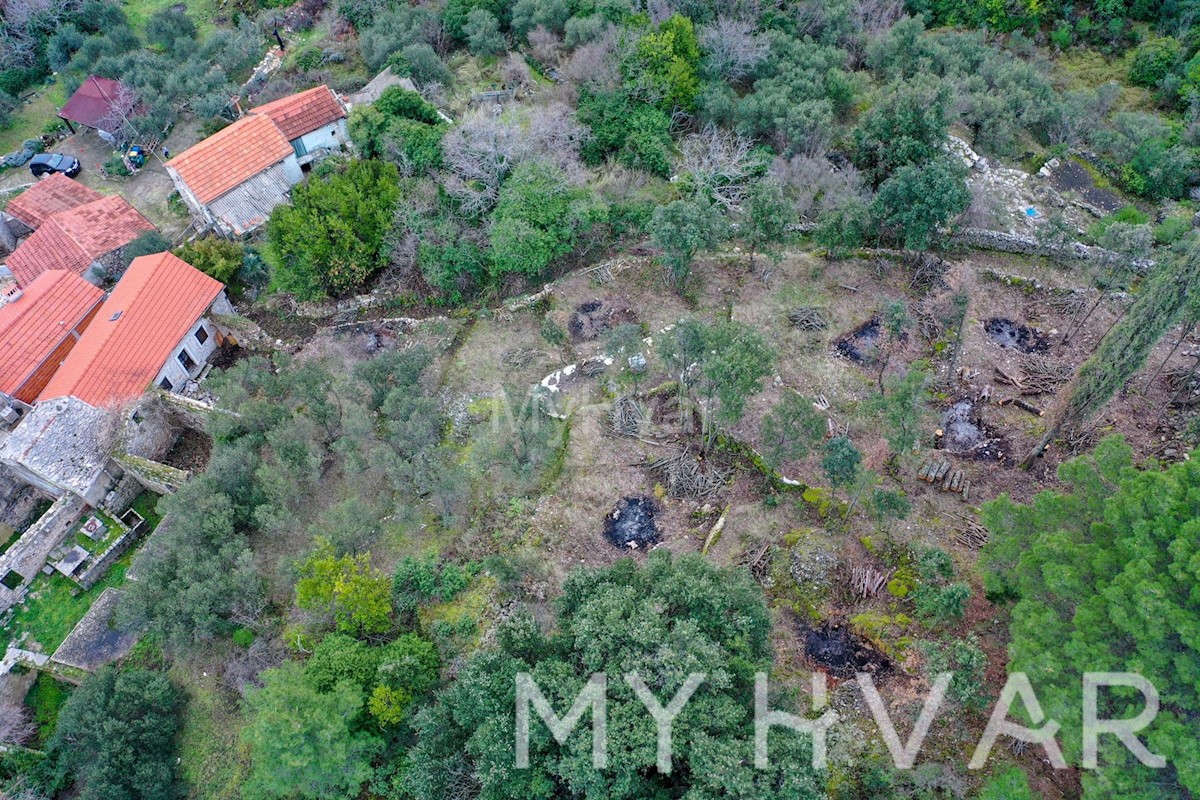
[5,174,102,230]
[5,196,155,286]
[39,252,224,407]
[0,271,104,403]
[166,115,293,205]
[251,85,346,141]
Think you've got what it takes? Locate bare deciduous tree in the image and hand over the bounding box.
[769,154,868,221]
[526,25,562,67]
[500,54,534,90]
[0,0,80,65]
[95,81,142,146]
[0,698,35,747]
[680,124,759,212]
[441,102,586,215]
[698,16,767,82]
[562,31,621,90]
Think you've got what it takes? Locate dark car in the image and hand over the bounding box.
[29,153,81,178]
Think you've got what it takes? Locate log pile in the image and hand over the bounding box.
[956,519,990,549]
[1022,355,1073,393]
[608,396,646,438]
[788,307,828,331]
[907,252,948,293]
[648,449,730,499]
[917,458,972,502]
[500,347,541,368]
[851,565,894,600]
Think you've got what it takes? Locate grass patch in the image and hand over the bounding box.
[24,671,72,747]
[0,552,135,653]
[0,525,16,557]
[74,510,126,555]
[132,491,163,529]
[1053,47,1154,112]
[123,0,221,36]
[0,79,68,157]
[176,677,250,800]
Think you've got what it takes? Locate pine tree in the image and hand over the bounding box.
[1022,240,1200,467]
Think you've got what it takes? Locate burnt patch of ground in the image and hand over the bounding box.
[603,496,661,550]
[937,399,1010,462]
[567,299,638,342]
[1048,159,1124,214]
[161,427,212,472]
[803,620,891,678]
[984,317,1049,353]
[835,318,881,364]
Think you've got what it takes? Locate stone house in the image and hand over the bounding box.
[165,114,303,237]
[250,84,348,166]
[38,251,234,405]
[3,194,155,287]
[0,270,105,412]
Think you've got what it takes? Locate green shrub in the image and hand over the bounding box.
[121,230,171,268]
[390,43,452,85]
[267,159,402,299]
[1154,215,1191,245]
[489,160,606,277]
[103,155,132,176]
[375,86,441,124]
[232,627,256,647]
[175,237,245,284]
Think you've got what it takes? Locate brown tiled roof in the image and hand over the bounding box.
[0,271,104,403]
[165,115,293,205]
[5,174,102,230]
[39,252,224,407]
[58,76,132,130]
[5,196,155,286]
[251,85,346,141]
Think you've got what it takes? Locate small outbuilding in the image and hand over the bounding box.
[58,76,139,143]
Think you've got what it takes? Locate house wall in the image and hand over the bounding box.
[165,165,217,229]
[151,302,227,391]
[11,300,103,405]
[206,162,298,237]
[293,120,347,164]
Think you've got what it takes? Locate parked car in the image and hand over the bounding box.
[29,153,81,178]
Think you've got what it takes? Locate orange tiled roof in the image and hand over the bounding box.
[38,252,224,407]
[0,271,104,403]
[5,174,102,230]
[5,195,155,286]
[165,115,293,205]
[251,85,346,141]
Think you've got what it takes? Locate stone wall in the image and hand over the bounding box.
[0,494,85,615]
[0,468,42,530]
[75,511,146,590]
[103,473,143,515]
[951,227,1154,273]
